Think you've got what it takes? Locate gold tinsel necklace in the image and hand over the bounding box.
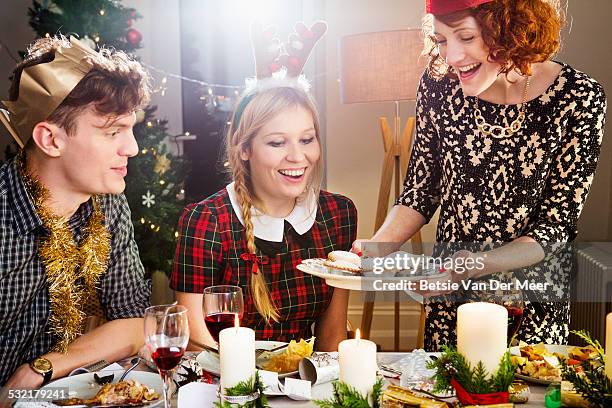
[17,152,111,352]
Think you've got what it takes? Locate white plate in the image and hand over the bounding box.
[297,258,449,291]
[510,344,571,385]
[196,340,298,379]
[19,370,163,407]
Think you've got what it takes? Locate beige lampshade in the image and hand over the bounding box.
[339,29,427,104]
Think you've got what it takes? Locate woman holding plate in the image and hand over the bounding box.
[355,0,606,351]
[171,22,357,351]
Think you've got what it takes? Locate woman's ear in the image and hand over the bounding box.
[31,122,66,158]
[239,147,251,161]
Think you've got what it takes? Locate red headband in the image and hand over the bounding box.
[426,0,494,15]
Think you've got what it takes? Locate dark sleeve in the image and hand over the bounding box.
[170,203,224,293]
[100,194,151,320]
[333,195,358,252]
[395,72,443,222]
[523,78,607,245]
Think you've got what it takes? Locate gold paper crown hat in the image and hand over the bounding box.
[0,36,97,148]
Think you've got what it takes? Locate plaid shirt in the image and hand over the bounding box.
[0,159,151,385]
[171,188,357,341]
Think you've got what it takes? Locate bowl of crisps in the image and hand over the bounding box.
[258,337,315,374]
[196,338,315,378]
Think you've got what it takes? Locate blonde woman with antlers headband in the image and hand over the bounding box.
[171,22,357,350]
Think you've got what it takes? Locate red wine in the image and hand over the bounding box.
[152,346,184,371]
[506,306,524,341]
[205,313,237,342]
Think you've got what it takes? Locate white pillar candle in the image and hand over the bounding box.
[605,313,612,381]
[219,316,255,392]
[457,302,508,376]
[338,329,377,397]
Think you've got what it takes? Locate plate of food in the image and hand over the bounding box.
[510,343,597,385]
[31,370,162,407]
[297,251,364,290]
[298,250,448,291]
[196,338,315,380]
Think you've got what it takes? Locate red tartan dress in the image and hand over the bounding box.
[171,183,357,341]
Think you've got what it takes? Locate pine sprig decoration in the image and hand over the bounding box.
[427,346,516,394]
[489,351,516,392]
[560,330,612,407]
[214,371,269,408]
[572,330,605,357]
[314,377,383,408]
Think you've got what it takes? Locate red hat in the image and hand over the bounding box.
[426,0,494,15]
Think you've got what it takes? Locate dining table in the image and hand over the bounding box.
[127,351,550,407]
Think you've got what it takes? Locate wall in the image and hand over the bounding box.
[323,0,428,350]
[122,0,184,139]
[0,0,35,155]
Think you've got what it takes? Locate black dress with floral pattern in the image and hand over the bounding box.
[397,63,607,351]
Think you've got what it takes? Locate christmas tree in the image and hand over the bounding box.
[27,0,188,273]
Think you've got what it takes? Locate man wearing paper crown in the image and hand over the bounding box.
[0,36,152,388]
[356,0,606,351]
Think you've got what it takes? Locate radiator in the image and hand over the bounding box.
[569,243,612,345]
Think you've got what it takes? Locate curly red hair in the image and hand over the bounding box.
[424,0,564,78]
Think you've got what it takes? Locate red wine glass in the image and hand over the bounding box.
[503,296,525,345]
[474,287,525,346]
[144,304,189,408]
[203,285,244,344]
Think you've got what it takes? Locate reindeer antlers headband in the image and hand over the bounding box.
[232,20,327,129]
[0,36,97,148]
[251,20,327,79]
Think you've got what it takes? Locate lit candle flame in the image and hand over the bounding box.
[234,314,240,328]
[355,328,361,340]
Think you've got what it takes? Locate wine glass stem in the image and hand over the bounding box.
[160,369,173,408]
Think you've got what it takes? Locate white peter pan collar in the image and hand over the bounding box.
[226,182,317,242]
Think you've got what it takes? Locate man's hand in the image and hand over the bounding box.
[1,364,43,407]
[4,364,43,390]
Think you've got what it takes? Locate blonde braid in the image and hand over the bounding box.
[233,163,280,324]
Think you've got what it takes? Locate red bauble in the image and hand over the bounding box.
[301,29,314,39]
[263,29,274,42]
[127,19,133,27]
[126,28,142,45]
[287,56,301,68]
[268,62,281,73]
[130,9,137,18]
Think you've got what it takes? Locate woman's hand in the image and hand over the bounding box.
[351,206,427,257]
[413,250,479,297]
[314,288,349,351]
[175,291,217,350]
[351,239,400,258]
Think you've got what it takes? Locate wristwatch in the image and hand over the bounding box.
[29,357,53,386]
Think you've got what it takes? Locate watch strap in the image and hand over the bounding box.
[41,368,52,386]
